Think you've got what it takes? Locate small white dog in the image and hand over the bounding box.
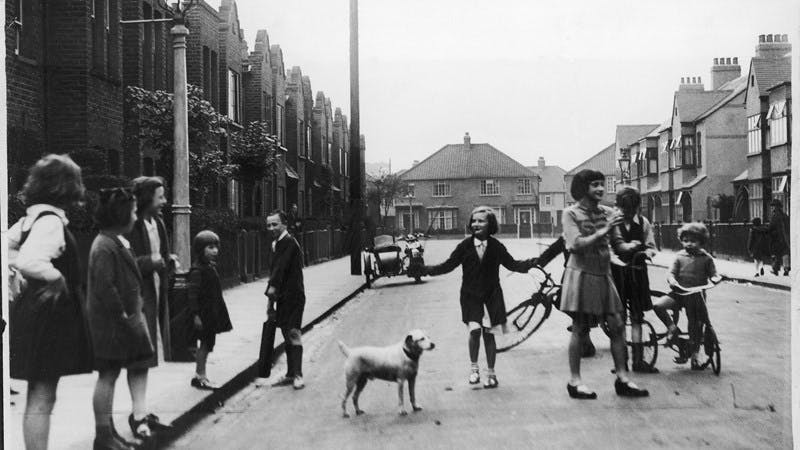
[338,329,435,417]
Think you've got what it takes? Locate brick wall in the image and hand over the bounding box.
[185,1,220,106]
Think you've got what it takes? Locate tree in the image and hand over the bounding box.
[370,171,409,226]
[125,85,234,205]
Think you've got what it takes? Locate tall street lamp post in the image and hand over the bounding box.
[348,0,363,274]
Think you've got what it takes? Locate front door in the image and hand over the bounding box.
[518,210,532,238]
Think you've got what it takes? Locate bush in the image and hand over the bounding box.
[190,207,243,236]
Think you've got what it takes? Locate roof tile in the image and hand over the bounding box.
[400,143,535,180]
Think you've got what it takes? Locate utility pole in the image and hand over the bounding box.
[348,0,362,275]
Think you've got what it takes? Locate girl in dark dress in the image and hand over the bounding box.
[188,230,233,390]
[8,154,93,450]
[88,187,153,450]
[424,206,537,388]
[746,217,770,277]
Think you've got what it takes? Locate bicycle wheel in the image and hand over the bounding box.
[704,325,721,375]
[496,293,552,353]
[640,320,659,369]
[363,255,372,288]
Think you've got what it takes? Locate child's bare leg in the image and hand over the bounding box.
[607,314,630,379]
[195,343,210,378]
[653,295,677,334]
[568,321,586,383]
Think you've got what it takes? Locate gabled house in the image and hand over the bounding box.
[735,34,792,220]
[399,133,539,236]
[286,66,309,217]
[565,143,618,207]
[527,157,567,228]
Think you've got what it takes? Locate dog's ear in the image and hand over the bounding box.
[405,334,414,347]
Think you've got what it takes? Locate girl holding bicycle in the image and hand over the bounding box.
[560,170,648,399]
[652,223,720,370]
[609,187,659,373]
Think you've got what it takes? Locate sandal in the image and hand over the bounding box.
[483,374,499,389]
[567,383,597,399]
[144,413,171,432]
[128,414,151,440]
[468,369,480,385]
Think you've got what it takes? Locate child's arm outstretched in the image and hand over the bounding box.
[424,240,466,276]
[499,244,537,273]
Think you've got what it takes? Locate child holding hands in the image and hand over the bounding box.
[423,206,537,388]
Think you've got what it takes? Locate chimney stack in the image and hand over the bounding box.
[679,76,704,91]
[755,32,791,58]
[538,156,546,169]
[711,56,741,90]
[464,132,471,148]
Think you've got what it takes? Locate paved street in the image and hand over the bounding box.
[168,239,791,449]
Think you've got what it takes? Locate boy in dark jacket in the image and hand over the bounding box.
[265,210,306,390]
[188,230,233,390]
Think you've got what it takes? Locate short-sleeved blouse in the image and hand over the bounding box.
[562,203,615,276]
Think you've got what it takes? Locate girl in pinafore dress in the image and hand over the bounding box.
[424,206,537,388]
[560,170,648,399]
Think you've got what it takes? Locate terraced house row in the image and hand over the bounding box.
[6,0,358,225]
[607,33,791,224]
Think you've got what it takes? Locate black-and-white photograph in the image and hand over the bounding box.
[1,0,797,448]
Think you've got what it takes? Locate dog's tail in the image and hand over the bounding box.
[337,340,350,357]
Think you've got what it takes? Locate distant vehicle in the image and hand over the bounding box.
[362,233,427,287]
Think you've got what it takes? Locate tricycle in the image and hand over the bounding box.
[362,233,427,287]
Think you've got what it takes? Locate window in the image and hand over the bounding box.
[480,179,500,196]
[143,4,153,89]
[105,0,112,75]
[681,135,695,167]
[433,181,450,197]
[647,147,658,175]
[202,47,211,99]
[401,210,420,231]
[277,104,285,143]
[749,182,763,220]
[406,184,415,197]
[305,126,312,159]
[769,101,788,147]
[772,175,788,206]
[431,209,456,230]
[209,51,218,107]
[605,175,616,193]
[12,0,22,55]
[748,115,762,154]
[669,138,679,169]
[154,11,164,89]
[228,70,241,123]
[517,178,532,195]
[544,195,551,206]
[695,132,702,168]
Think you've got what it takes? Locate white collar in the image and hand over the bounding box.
[276,230,289,242]
[25,204,69,225]
[473,237,487,247]
[118,235,131,249]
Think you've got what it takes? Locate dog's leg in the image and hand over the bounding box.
[342,376,356,418]
[409,375,422,412]
[353,375,368,416]
[397,379,408,416]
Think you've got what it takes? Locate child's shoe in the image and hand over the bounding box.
[272,375,295,387]
[293,376,305,390]
[468,368,480,385]
[191,376,219,390]
[483,374,499,389]
[760,267,765,276]
[614,378,649,397]
[690,354,704,370]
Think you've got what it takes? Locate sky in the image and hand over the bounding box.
[217,0,797,172]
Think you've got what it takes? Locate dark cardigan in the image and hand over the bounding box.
[188,262,233,335]
[265,234,305,303]
[427,236,536,326]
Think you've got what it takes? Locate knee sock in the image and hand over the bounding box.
[483,331,497,371]
[293,345,303,377]
[468,329,481,365]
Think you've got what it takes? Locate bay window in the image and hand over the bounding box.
[748,115,762,154]
[769,101,788,147]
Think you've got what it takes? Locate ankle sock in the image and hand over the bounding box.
[470,363,479,372]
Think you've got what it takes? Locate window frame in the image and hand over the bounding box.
[516,178,532,195]
[13,0,22,55]
[480,179,500,196]
[433,181,451,197]
[747,114,762,154]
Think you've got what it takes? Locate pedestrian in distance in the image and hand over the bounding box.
[8,154,95,450]
[652,222,721,369]
[609,186,659,373]
[261,210,307,390]
[124,176,177,439]
[422,206,538,388]
[767,199,790,276]
[746,217,770,277]
[87,187,154,450]
[560,170,648,399]
[188,230,233,390]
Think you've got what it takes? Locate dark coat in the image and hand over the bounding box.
[188,262,233,335]
[265,234,306,303]
[87,233,154,363]
[747,225,771,260]
[125,215,171,368]
[768,210,790,255]
[427,236,536,326]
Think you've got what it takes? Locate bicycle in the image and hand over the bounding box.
[495,265,557,353]
[648,281,722,375]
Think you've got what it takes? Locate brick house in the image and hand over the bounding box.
[735,34,791,220]
[527,157,567,228]
[286,65,309,217]
[301,75,315,217]
[311,91,334,217]
[398,133,539,236]
[332,107,351,212]
[564,143,618,207]
[6,0,125,188]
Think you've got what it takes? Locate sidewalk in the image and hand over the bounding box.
[6,256,366,450]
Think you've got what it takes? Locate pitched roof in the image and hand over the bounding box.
[616,124,659,148]
[675,90,731,122]
[751,56,791,92]
[400,142,535,180]
[527,165,566,193]
[696,77,748,121]
[565,143,616,176]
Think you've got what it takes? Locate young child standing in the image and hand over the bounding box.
[746,217,769,277]
[609,187,659,373]
[652,223,720,369]
[88,187,154,450]
[188,230,233,390]
[560,170,648,399]
[423,206,537,388]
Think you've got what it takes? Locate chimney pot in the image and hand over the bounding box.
[759,34,766,43]
[725,57,731,64]
[692,77,696,83]
[767,34,774,42]
[733,57,738,65]
[681,77,685,83]
[782,34,788,42]
[698,76,702,84]
[464,132,471,147]
[538,156,546,169]
[713,58,719,65]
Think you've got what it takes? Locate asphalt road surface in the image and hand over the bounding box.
[168,239,791,449]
